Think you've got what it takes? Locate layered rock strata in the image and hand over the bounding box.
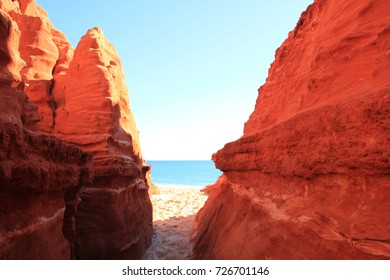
[55,28,152,259]
[193,0,390,259]
[1,0,153,259]
[0,8,90,259]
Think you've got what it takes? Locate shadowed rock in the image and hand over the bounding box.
[0,7,91,259]
[1,0,153,259]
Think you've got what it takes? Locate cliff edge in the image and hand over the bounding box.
[193,0,390,259]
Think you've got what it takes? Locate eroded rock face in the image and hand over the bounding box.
[1,0,153,259]
[0,122,91,260]
[0,9,90,259]
[193,0,390,259]
[55,28,152,259]
[4,0,74,132]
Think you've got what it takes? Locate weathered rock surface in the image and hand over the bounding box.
[55,28,152,259]
[193,0,390,259]
[1,0,153,259]
[0,8,90,259]
[146,163,160,195]
[0,122,91,260]
[4,0,73,132]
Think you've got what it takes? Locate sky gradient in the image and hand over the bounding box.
[36,0,313,160]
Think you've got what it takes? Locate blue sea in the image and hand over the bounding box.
[146,160,222,188]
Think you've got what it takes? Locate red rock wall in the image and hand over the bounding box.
[4,0,73,132]
[55,27,152,259]
[193,0,390,259]
[1,0,153,259]
[0,9,90,259]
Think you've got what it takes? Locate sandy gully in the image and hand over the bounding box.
[143,187,208,260]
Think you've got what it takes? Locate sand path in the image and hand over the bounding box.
[142,187,207,260]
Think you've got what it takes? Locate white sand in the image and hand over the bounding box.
[142,186,208,260]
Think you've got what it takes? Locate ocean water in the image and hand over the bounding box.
[146,160,222,188]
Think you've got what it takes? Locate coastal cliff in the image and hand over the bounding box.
[0,0,153,259]
[55,27,152,259]
[0,7,91,259]
[193,0,390,259]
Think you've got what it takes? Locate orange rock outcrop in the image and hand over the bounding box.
[55,27,152,259]
[1,0,153,259]
[0,8,91,259]
[3,0,72,132]
[193,0,390,259]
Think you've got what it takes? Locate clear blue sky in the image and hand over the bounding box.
[36,0,313,160]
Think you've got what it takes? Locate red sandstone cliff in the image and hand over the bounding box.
[1,0,153,259]
[193,0,390,259]
[0,8,91,259]
[55,27,152,259]
[3,0,73,132]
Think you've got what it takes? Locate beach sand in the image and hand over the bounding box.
[142,186,208,260]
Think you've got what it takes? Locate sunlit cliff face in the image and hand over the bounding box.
[193,0,390,260]
[0,0,153,260]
